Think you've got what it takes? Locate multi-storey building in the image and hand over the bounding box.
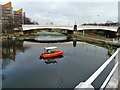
[1,2,25,26]
[13,8,23,25]
[23,12,26,24]
[0,5,2,32]
[1,2,13,25]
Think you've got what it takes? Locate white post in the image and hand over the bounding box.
[83,30,85,36]
[115,48,119,63]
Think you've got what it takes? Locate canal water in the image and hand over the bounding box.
[2,40,115,89]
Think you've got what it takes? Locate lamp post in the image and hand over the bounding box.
[97,15,99,25]
[88,16,90,24]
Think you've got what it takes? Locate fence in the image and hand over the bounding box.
[75,48,120,89]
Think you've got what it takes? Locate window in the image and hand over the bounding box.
[7,14,11,16]
[19,12,22,15]
[7,7,10,10]
[14,12,17,15]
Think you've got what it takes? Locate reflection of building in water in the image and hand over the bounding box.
[0,47,2,59]
[2,40,25,61]
[2,40,28,71]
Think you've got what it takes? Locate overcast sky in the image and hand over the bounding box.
[1,0,120,25]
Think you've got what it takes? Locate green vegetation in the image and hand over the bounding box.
[0,34,2,37]
[17,36,36,40]
[75,34,112,41]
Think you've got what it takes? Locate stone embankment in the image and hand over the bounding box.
[77,36,120,48]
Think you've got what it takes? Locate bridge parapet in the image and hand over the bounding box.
[22,25,118,32]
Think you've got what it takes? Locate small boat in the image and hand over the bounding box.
[40,47,64,59]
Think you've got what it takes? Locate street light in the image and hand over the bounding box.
[97,15,99,25]
[88,16,90,24]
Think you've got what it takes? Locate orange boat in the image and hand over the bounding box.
[40,47,64,59]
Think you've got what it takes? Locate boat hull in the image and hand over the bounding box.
[41,50,64,58]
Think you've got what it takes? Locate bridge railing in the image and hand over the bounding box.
[75,48,120,89]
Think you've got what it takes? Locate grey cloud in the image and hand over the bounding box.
[1,0,118,25]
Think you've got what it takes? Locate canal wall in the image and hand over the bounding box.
[76,36,120,48]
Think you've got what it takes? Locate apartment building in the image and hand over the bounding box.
[0,5,2,32]
[13,8,23,25]
[1,2,13,25]
[1,2,25,26]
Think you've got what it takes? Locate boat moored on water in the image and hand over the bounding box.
[40,46,64,59]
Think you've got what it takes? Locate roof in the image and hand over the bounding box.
[44,46,58,50]
[2,2,11,7]
[14,8,23,12]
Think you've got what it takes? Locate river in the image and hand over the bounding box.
[2,40,115,89]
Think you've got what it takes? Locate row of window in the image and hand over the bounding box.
[2,7,11,10]
[2,21,23,24]
[2,20,11,23]
[2,11,11,13]
[2,14,23,17]
[2,7,23,17]
[2,14,11,17]
[2,11,22,15]
[2,16,23,19]
[14,14,22,16]
[2,16,12,19]
[2,19,23,21]
[2,17,11,19]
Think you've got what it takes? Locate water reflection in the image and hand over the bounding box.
[35,36,67,41]
[73,38,77,47]
[106,44,113,57]
[73,39,114,57]
[2,39,115,88]
[41,55,63,64]
[2,40,25,61]
[2,40,27,69]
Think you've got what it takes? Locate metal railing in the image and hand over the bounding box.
[75,48,120,89]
